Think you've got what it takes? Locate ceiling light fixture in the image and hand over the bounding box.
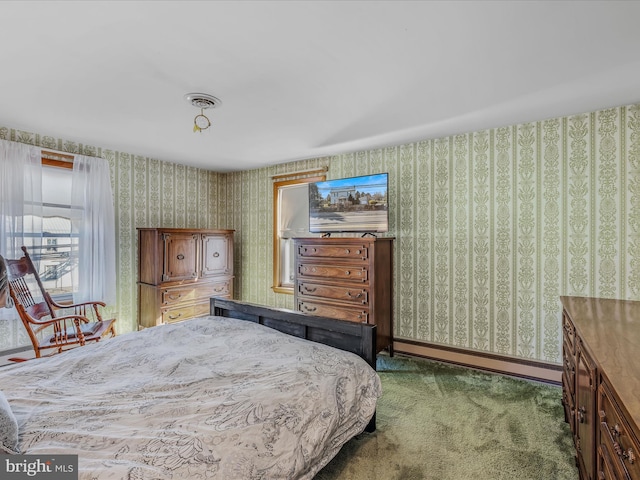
[184,93,222,133]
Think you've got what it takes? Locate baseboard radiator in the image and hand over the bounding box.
[394,340,562,385]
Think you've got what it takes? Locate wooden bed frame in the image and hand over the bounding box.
[211,297,378,431]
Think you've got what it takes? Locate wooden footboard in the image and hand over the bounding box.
[211,297,377,431]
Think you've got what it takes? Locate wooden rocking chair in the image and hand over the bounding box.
[1,246,116,361]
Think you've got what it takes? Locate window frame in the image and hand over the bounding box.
[272,173,325,295]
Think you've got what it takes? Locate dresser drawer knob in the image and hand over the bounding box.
[176,254,185,260]
[212,252,220,258]
[302,305,317,313]
[345,249,350,254]
[346,291,363,299]
[303,286,317,293]
[167,293,183,301]
[168,312,183,320]
[578,406,586,423]
[611,424,622,439]
[345,270,350,275]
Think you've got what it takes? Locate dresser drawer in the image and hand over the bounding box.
[297,263,369,283]
[599,384,640,480]
[161,283,216,306]
[209,279,232,298]
[562,372,576,433]
[297,300,369,323]
[563,342,576,398]
[297,281,369,305]
[162,301,210,324]
[162,280,231,306]
[598,445,623,480]
[297,243,369,262]
[562,313,576,356]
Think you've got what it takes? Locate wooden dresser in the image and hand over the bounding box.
[293,236,393,355]
[137,228,234,329]
[561,296,640,480]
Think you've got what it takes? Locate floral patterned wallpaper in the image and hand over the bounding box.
[227,103,640,364]
[2,101,640,365]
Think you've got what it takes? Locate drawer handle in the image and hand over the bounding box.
[302,305,317,313]
[167,294,183,301]
[303,286,317,293]
[176,254,185,260]
[213,286,225,292]
[345,270,351,276]
[345,249,350,254]
[613,442,635,464]
[346,291,363,299]
[578,406,586,423]
[611,423,622,439]
[609,424,636,465]
[212,252,220,258]
[168,313,183,320]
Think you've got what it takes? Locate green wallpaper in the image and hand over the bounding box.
[0,126,224,350]
[227,103,640,364]
[2,102,640,365]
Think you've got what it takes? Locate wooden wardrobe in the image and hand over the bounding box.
[137,228,234,329]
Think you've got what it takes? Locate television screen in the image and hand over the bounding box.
[308,173,389,234]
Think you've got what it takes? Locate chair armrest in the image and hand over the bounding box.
[45,293,107,322]
[25,314,87,327]
[47,294,106,310]
[28,314,90,340]
[52,314,92,324]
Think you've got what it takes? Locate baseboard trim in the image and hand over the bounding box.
[0,346,33,367]
[393,339,562,385]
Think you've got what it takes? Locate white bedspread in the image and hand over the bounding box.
[0,316,381,479]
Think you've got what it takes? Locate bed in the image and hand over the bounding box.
[0,298,381,479]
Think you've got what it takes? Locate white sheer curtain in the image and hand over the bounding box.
[70,154,116,305]
[0,139,44,259]
[0,139,43,312]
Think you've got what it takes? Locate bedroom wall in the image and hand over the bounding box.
[2,102,640,364]
[0,126,226,351]
[225,103,640,365]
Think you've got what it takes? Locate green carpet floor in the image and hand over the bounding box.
[316,354,578,480]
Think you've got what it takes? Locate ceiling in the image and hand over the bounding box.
[2,1,640,173]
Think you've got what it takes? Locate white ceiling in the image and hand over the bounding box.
[2,1,640,173]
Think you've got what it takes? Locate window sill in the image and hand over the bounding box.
[272,286,294,295]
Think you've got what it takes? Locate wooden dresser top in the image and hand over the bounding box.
[561,296,640,430]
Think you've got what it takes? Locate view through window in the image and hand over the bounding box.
[30,164,78,298]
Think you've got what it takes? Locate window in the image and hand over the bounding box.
[1,142,116,308]
[272,172,325,294]
[34,163,78,299]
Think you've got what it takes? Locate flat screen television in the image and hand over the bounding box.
[308,173,389,234]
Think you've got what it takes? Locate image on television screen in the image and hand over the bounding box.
[309,173,388,234]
